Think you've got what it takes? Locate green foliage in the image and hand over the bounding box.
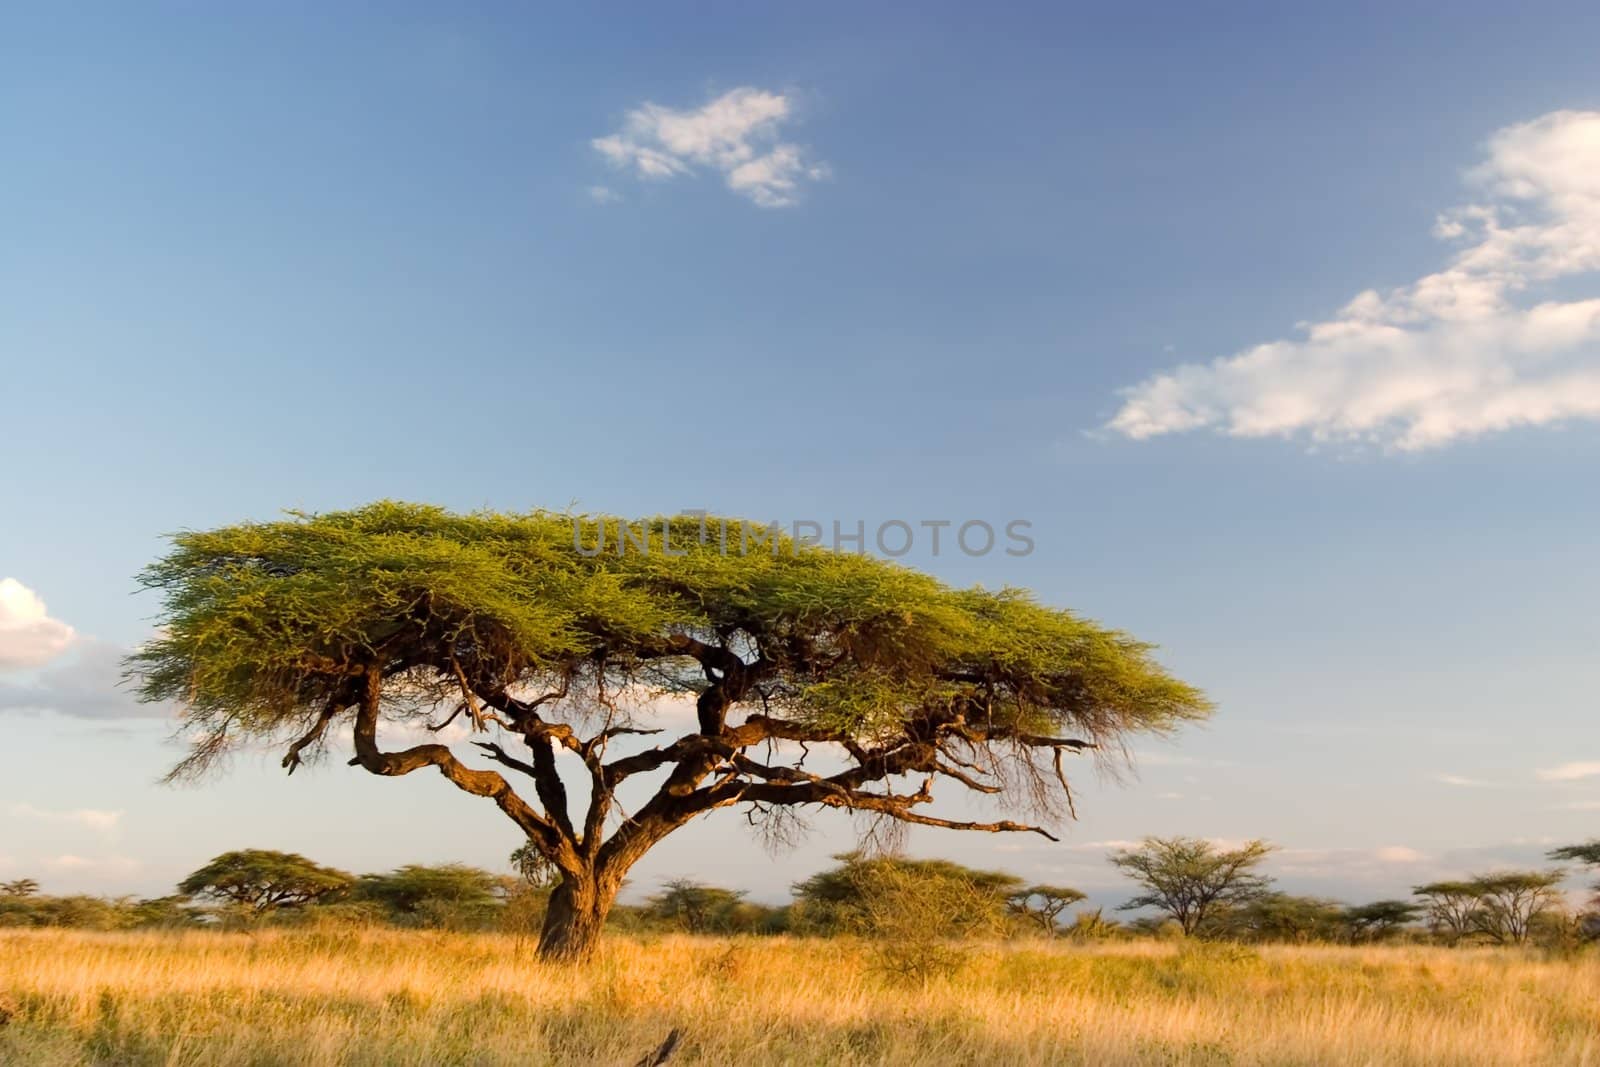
[1468,870,1566,945]
[1007,884,1088,936]
[1062,907,1124,941]
[643,879,750,934]
[1549,841,1600,912]
[0,893,132,929]
[1110,837,1275,936]
[1414,871,1568,945]
[508,841,558,890]
[1206,893,1345,944]
[1342,900,1423,942]
[0,891,204,930]
[129,502,1210,776]
[179,850,354,914]
[1548,841,1600,868]
[2,879,40,897]
[354,864,509,929]
[791,852,1021,940]
[796,855,1022,985]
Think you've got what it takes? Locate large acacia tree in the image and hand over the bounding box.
[130,503,1208,961]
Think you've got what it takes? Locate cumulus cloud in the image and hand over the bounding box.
[593,88,828,208]
[0,578,76,668]
[0,638,170,720]
[1108,109,1600,451]
[8,803,123,833]
[1537,760,1600,782]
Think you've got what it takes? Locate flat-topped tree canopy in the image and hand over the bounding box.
[130,502,1209,961]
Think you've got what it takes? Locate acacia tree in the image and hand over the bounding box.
[130,504,1208,961]
[1411,880,1485,944]
[178,849,353,914]
[1109,837,1274,936]
[1468,871,1565,945]
[644,878,747,934]
[1549,841,1600,910]
[1342,900,1422,942]
[1007,884,1087,936]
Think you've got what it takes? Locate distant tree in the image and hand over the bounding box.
[1007,884,1087,937]
[1109,837,1274,936]
[1411,881,1485,944]
[644,878,748,934]
[179,850,353,915]
[792,852,1022,937]
[129,504,1210,961]
[1,879,39,898]
[794,852,1019,984]
[509,841,558,889]
[1549,841,1600,909]
[127,896,206,929]
[1213,892,1344,943]
[1063,907,1122,941]
[355,863,507,928]
[1468,870,1565,945]
[1548,841,1600,867]
[0,893,135,929]
[1342,900,1422,942]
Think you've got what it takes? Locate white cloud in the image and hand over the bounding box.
[587,184,621,205]
[593,87,828,208]
[0,637,170,720]
[0,578,76,668]
[1372,845,1425,864]
[1108,109,1600,452]
[1537,760,1600,782]
[9,803,123,833]
[1435,773,1498,787]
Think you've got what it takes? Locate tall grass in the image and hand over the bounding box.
[2,929,1597,1065]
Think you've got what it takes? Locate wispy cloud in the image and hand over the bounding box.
[1537,760,1600,782]
[0,578,76,668]
[1107,109,1600,452]
[8,802,123,833]
[1435,773,1500,788]
[593,87,829,208]
[587,184,622,205]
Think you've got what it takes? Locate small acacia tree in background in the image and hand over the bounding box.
[1007,884,1087,937]
[1412,881,1483,944]
[2,879,40,898]
[1342,900,1422,943]
[643,879,749,934]
[179,850,353,917]
[1549,841,1600,913]
[1468,871,1565,945]
[355,864,507,929]
[1109,837,1274,937]
[1211,892,1344,943]
[130,503,1209,962]
[794,853,1019,983]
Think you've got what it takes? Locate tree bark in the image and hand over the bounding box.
[537,869,618,962]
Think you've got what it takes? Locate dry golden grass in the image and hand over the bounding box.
[1,929,1597,1065]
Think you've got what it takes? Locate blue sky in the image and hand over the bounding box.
[4,2,1600,907]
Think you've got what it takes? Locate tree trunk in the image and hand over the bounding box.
[537,870,617,962]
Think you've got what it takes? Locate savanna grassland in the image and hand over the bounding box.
[2,930,1598,1066]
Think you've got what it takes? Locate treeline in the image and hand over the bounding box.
[4,837,1598,951]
